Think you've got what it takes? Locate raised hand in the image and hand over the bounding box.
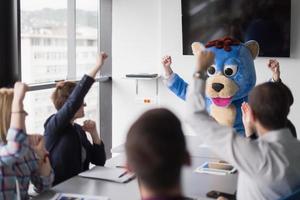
[241,102,254,137]
[88,52,108,78]
[96,52,109,70]
[10,82,28,130]
[161,55,173,77]
[268,59,280,82]
[13,82,28,103]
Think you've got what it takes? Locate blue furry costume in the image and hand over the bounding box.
[167,37,259,135]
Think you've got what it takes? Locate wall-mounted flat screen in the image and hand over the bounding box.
[182,0,291,57]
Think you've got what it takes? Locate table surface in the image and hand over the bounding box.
[33,152,237,200]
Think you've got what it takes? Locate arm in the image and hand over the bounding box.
[268,59,281,82]
[186,51,267,175]
[45,75,95,134]
[166,73,189,100]
[31,157,54,193]
[161,55,188,100]
[82,120,106,166]
[0,82,29,166]
[45,52,108,135]
[30,136,54,192]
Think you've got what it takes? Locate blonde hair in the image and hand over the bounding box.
[0,88,14,143]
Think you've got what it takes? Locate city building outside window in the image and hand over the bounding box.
[21,0,100,134]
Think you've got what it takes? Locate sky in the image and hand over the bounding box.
[21,0,98,11]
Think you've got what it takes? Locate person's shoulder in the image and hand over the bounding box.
[44,114,56,127]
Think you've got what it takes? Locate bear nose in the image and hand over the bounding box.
[212,83,224,92]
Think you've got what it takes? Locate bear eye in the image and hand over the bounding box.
[207,65,216,76]
[224,65,238,77]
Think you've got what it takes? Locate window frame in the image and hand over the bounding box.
[17,0,112,158]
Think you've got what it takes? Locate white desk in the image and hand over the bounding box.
[33,153,237,200]
[112,135,220,159]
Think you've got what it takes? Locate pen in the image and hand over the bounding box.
[118,171,128,178]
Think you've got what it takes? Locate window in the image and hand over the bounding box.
[21,0,68,84]
[76,0,99,79]
[20,0,101,134]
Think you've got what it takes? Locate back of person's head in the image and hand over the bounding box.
[248,82,291,130]
[0,88,14,143]
[52,81,76,110]
[125,108,189,193]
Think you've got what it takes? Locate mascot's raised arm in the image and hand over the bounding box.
[162,37,259,135]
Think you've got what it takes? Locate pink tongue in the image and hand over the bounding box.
[212,97,232,107]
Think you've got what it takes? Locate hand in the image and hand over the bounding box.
[29,135,52,176]
[191,42,205,56]
[88,52,108,78]
[241,102,254,137]
[161,55,173,77]
[196,51,215,73]
[82,120,102,144]
[28,134,43,147]
[268,59,280,82]
[96,52,108,70]
[29,135,48,159]
[13,82,28,102]
[82,120,97,134]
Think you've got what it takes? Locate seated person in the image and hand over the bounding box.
[186,51,300,200]
[125,108,191,200]
[44,52,108,185]
[0,82,53,199]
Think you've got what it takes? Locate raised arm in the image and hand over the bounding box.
[162,55,189,100]
[0,82,29,166]
[268,59,281,82]
[45,52,108,135]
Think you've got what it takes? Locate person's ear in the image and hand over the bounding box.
[183,151,191,166]
[245,40,259,59]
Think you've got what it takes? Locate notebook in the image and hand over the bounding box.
[51,193,109,200]
[79,166,135,183]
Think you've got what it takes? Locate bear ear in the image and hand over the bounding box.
[191,42,205,55]
[245,40,259,59]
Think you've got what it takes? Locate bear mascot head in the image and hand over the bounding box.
[192,37,259,134]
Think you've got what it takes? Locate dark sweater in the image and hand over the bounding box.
[44,75,106,185]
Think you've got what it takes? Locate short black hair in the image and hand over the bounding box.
[125,108,188,192]
[249,82,292,130]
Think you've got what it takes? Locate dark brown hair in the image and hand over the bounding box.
[52,81,76,110]
[125,108,188,192]
[248,82,292,130]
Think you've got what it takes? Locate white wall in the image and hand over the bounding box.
[112,0,300,146]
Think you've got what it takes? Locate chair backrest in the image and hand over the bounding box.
[281,189,300,200]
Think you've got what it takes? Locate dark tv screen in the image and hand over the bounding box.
[182,0,291,57]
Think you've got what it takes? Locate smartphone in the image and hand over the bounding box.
[206,190,236,200]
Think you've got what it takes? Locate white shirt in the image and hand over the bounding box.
[186,78,300,200]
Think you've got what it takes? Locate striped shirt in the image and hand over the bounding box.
[0,129,54,199]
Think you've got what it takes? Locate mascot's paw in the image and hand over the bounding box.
[211,104,236,127]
